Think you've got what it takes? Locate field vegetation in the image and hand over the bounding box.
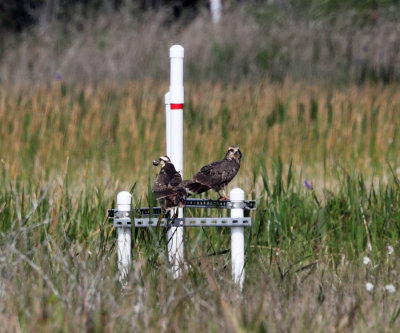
[3,1,400,85]
[0,81,399,331]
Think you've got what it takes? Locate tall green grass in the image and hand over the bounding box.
[0,81,399,331]
[2,81,400,193]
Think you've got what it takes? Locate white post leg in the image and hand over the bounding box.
[230,188,245,290]
[167,222,184,278]
[166,91,183,276]
[168,45,185,277]
[165,92,171,157]
[117,191,132,283]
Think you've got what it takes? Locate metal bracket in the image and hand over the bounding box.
[183,198,257,210]
[108,210,131,228]
[108,199,257,218]
[134,207,162,216]
[134,217,252,228]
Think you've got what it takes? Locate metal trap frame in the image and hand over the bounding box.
[107,198,256,228]
[108,189,256,289]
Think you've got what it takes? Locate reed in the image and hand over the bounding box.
[1,81,400,194]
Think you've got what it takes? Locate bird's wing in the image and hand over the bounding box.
[193,159,239,187]
[197,160,223,175]
[162,163,183,186]
[170,172,183,187]
[152,172,172,199]
[153,170,186,200]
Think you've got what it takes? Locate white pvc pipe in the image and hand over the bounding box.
[230,188,245,290]
[169,45,184,105]
[168,45,185,278]
[169,45,184,174]
[210,0,222,23]
[165,92,171,157]
[167,225,184,278]
[165,90,182,277]
[117,191,132,282]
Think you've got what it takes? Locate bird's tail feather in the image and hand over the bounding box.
[182,180,210,195]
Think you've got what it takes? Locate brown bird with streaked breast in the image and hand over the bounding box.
[152,156,187,218]
[183,146,242,200]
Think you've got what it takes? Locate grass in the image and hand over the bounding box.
[0,80,399,331]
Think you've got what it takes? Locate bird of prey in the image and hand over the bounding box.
[183,146,242,200]
[152,156,187,218]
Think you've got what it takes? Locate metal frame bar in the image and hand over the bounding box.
[184,198,256,210]
[134,217,252,228]
[109,189,251,290]
[108,199,256,220]
[109,213,252,228]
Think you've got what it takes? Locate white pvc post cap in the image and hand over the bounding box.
[230,188,245,201]
[117,191,131,204]
[164,92,170,104]
[117,191,131,211]
[169,45,184,58]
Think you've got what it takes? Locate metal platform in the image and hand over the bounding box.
[110,210,132,227]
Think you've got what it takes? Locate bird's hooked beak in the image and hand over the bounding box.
[153,156,170,167]
[235,149,242,160]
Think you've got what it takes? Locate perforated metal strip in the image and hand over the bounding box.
[107,199,257,219]
[134,217,252,228]
[183,198,257,210]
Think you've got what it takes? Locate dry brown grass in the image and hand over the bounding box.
[1,80,400,196]
[1,243,398,331]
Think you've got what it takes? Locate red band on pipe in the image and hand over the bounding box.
[170,103,184,110]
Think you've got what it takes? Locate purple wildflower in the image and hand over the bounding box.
[362,44,368,52]
[304,180,313,190]
[55,72,63,80]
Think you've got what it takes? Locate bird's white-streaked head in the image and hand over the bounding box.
[225,146,242,162]
[153,155,171,167]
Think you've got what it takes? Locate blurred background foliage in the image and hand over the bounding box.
[1,0,400,84]
[0,0,397,33]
